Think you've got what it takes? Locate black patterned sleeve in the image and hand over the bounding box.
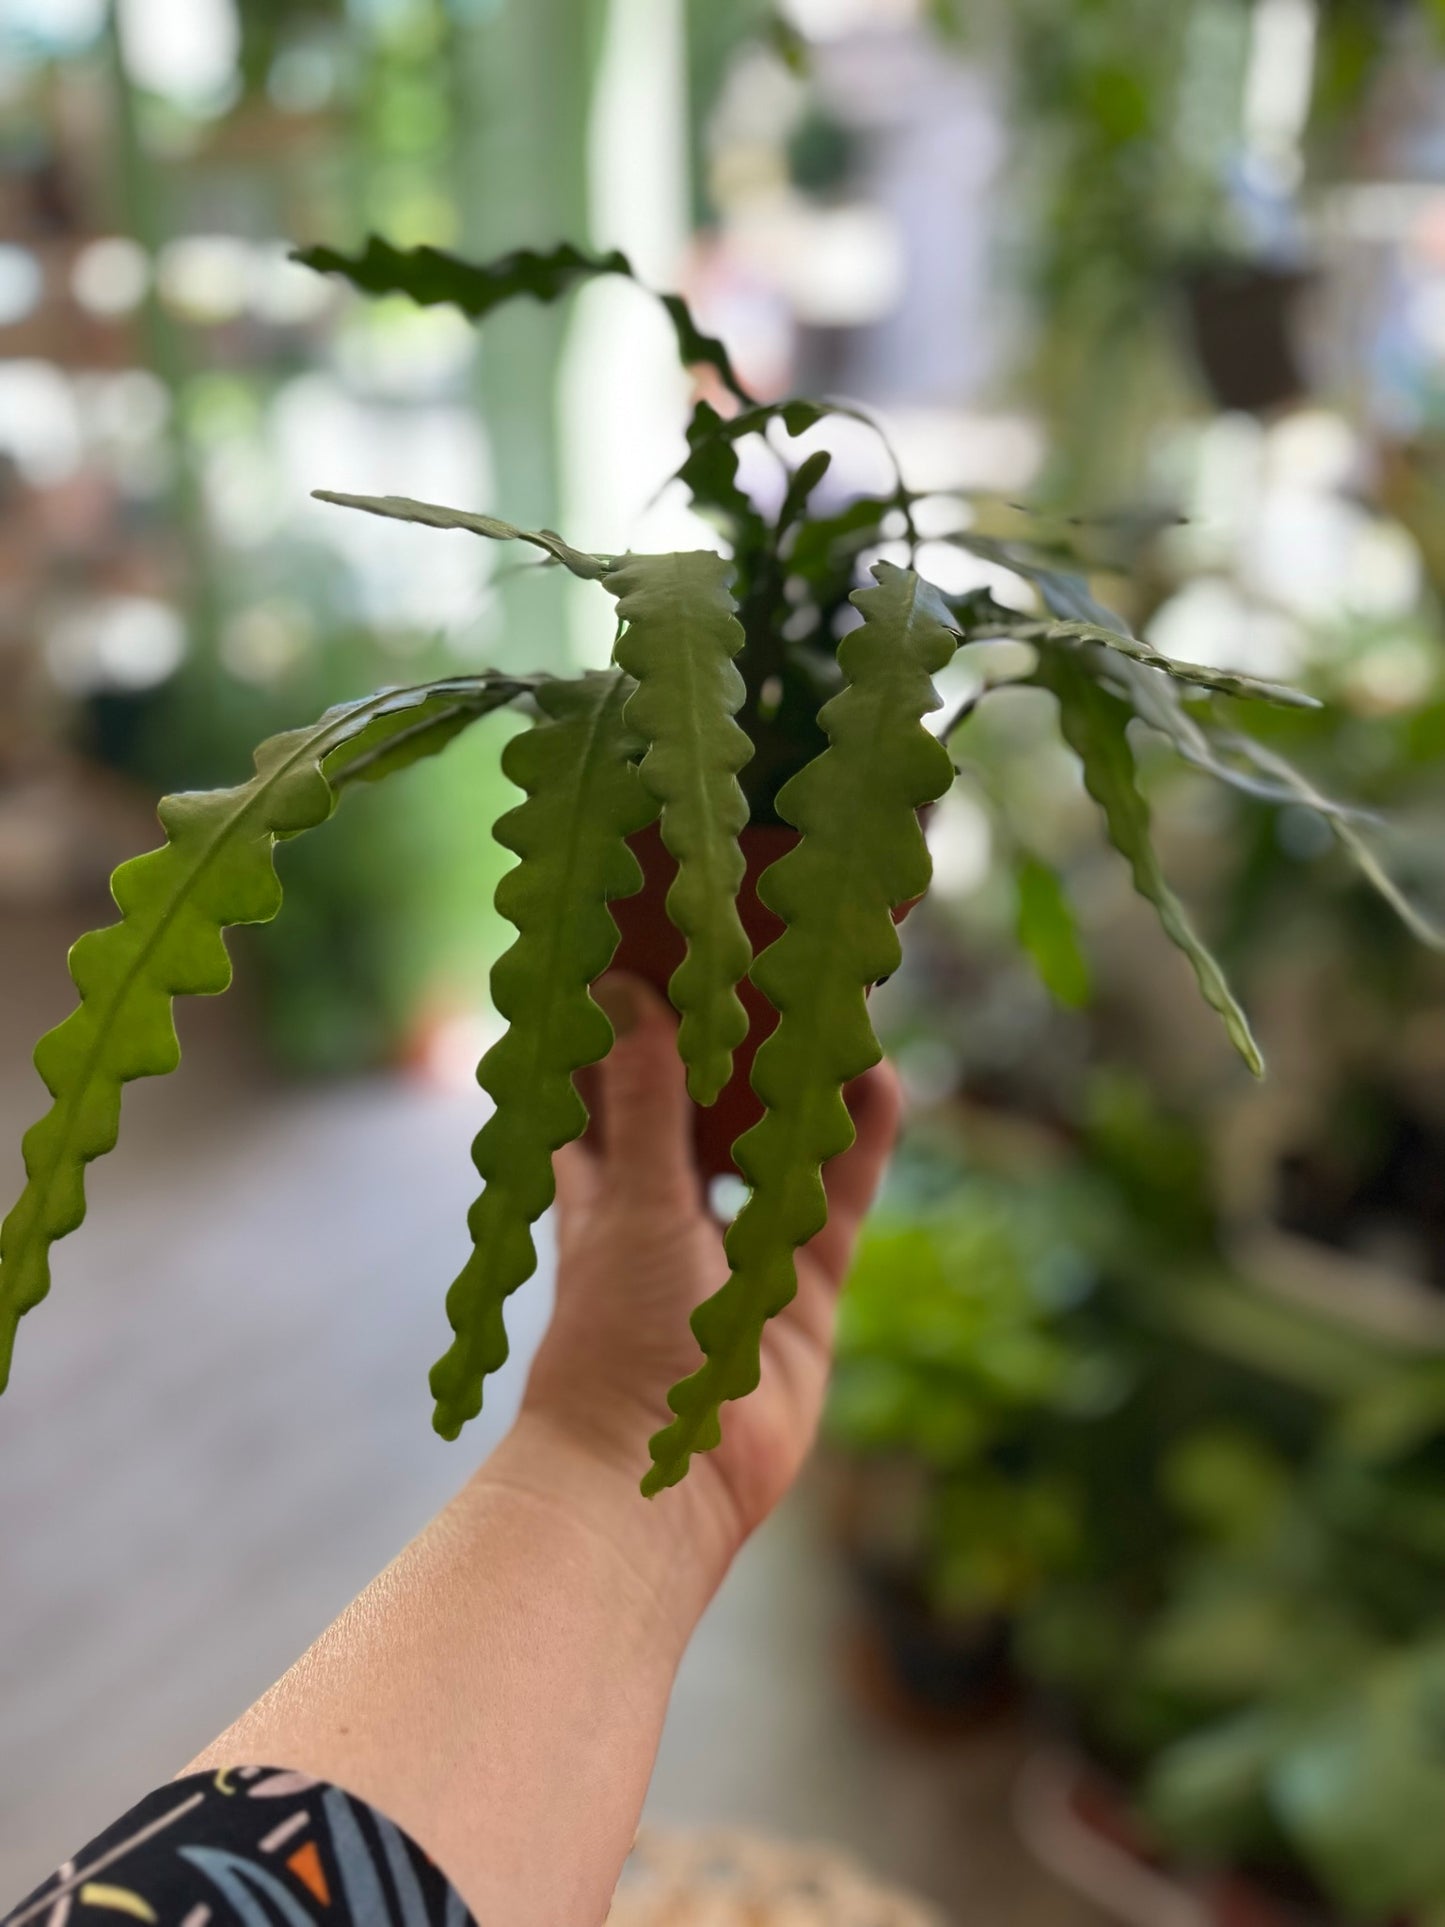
[2,1769,475,1927]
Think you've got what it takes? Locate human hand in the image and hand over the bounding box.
[186,973,897,1926]
[516,971,901,1602]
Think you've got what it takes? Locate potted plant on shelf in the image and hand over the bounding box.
[0,236,1432,1496]
[833,1087,1445,1924]
[1118,636,1445,1402]
[825,1152,1091,1729]
[1014,1265,1445,1927]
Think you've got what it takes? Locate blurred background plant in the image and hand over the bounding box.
[830,1078,1445,1918]
[6,0,1445,1918]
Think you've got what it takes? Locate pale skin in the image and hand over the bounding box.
[185,973,902,1927]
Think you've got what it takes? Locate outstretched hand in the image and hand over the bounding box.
[523,971,902,1566]
[184,972,899,1927]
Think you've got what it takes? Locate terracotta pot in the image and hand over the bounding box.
[585,820,916,1181]
[581,821,795,1181]
[1015,1750,1337,1927]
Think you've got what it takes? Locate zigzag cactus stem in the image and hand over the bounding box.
[0,679,524,1388]
[430,671,660,1439]
[607,550,753,1107]
[643,562,959,1494]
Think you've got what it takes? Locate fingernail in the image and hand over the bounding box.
[593,973,640,1037]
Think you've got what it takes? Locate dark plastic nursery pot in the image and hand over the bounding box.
[1180,261,1313,416]
[847,1563,1013,1734]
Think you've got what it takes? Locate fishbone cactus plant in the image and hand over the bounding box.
[1,239,1435,1495]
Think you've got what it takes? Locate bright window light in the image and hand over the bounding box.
[274,373,492,630]
[220,602,314,686]
[0,245,43,325]
[1148,576,1305,682]
[1243,0,1317,184]
[2,0,104,54]
[45,596,186,694]
[877,407,1044,496]
[1344,636,1439,715]
[0,360,82,484]
[78,368,170,444]
[157,236,250,323]
[780,0,922,39]
[913,539,1035,608]
[926,788,992,898]
[268,42,337,114]
[116,0,238,104]
[250,245,332,327]
[747,202,905,326]
[71,236,149,316]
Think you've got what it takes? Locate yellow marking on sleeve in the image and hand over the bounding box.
[77,1886,157,1922]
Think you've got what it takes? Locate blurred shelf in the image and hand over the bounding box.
[0,753,156,910]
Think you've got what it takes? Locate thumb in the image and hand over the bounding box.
[805,1060,903,1286]
[590,973,699,1209]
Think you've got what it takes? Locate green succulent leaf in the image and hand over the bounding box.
[1015,856,1092,1008]
[1020,618,1320,711]
[654,294,753,406]
[295,235,753,406]
[765,8,811,72]
[677,399,764,536]
[1038,648,1264,1076]
[954,535,1327,804]
[936,542,1430,940]
[675,397,913,539]
[313,490,610,580]
[1080,646,1315,808]
[1145,1708,1286,1861]
[787,492,901,583]
[733,398,832,440]
[953,532,1319,710]
[0,675,527,1391]
[295,234,628,312]
[973,531,1440,947]
[430,671,660,1440]
[951,530,1140,631]
[777,450,834,537]
[1271,1641,1445,1919]
[643,562,959,1494]
[327,675,539,788]
[606,553,753,1106]
[1215,729,1445,951]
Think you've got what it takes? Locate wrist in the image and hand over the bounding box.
[475,1408,739,1652]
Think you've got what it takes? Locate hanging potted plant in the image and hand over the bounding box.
[0,236,1433,1496]
[1178,257,1314,417]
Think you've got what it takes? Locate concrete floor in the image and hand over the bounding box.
[0,902,1104,1924]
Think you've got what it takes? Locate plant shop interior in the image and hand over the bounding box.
[4,0,1445,1921]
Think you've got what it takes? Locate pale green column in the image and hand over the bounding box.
[103,0,222,668]
[451,0,609,670]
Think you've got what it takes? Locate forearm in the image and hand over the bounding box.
[184,1414,731,1927]
[177,1006,896,1925]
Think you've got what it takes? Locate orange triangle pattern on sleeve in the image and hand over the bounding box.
[286,1839,331,1907]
